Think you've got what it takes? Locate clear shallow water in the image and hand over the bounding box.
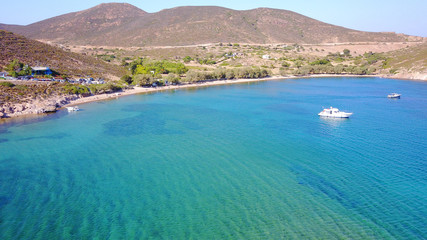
[0,77,426,239]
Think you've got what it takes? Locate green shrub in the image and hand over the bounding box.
[225,70,235,79]
[309,59,330,65]
[130,59,188,75]
[343,49,351,56]
[89,83,123,94]
[183,56,192,63]
[132,74,154,86]
[165,73,181,84]
[62,84,89,95]
[364,52,386,65]
[389,68,398,74]
[15,85,28,90]
[0,81,15,87]
[281,62,290,68]
[121,75,133,85]
[198,59,216,65]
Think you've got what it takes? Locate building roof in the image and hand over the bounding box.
[32,67,50,71]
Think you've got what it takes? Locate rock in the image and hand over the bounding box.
[43,104,57,113]
[4,107,13,114]
[14,105,24,112]
[0,112,4,118]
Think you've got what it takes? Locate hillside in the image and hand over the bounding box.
[0,4,422,47]
[2,3,147,45]
[0,30,125,78]
[383,42,427,80]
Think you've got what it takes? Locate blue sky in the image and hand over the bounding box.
[1,0,426,37]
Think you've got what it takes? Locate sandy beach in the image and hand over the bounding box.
[63,74,385,108]
[63,76,284,108]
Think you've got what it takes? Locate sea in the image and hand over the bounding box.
[0,77,426,239]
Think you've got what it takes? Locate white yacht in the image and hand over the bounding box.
[318,107,353,118]
[66,106,80,112]
[387,93,401,98]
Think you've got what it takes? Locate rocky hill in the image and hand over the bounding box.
[0,30,125,78]
[384,42,427,80]
[0,4,421,47]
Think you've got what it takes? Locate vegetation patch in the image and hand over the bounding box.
[62,84,90,95]
[0,81,15,87]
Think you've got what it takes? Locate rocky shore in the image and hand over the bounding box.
[384,71,427,81]
[0,95,80,119]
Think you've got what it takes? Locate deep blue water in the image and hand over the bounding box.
[0,77,426,239]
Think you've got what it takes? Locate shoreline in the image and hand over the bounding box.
[63,75,284,107]
[63,74,381,108]
[1,73,425,122]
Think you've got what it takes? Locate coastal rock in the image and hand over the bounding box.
[56,96,77,106]
[0,112,4,118]
[0,94,84,118]
[4,106,13,114]
[34,103,57,113]
[14,104,25,112]
[44,104,57,113]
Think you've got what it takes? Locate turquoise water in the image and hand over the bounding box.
[0,77,426,239]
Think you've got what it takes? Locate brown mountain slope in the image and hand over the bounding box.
[2,3,147,44]
[0,30,125,78]
[123,6,414,46]
[0,4,422,47]
[384,42,427,80]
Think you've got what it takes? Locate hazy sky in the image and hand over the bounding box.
[1,0,426,37]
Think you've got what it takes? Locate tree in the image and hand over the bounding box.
[11,71,18,78]
[165,73,180,84]
[129,58,143,75]
[333,64,345,74]
[134,65,149,75]
[175,64,188,74]
[294,65,312,75]
[132,74,153,86]
[343,49,351,57]
[18,65,32,76]
[121,75,133,85]
[6,59,24,76]
[185,70,203,82]
[225,70,235,79]
[214,68,226,79]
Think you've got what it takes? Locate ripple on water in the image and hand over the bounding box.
[17,132,69,142]
[0,77,426,239]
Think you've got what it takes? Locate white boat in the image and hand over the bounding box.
[66,106,80,112]
[318,107,353,118]
[387,93,401,98]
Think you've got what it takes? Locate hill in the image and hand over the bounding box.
[2,3,147,45]
[383,42,427,80]
[0,4,422,47]
[0,30,125,78]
